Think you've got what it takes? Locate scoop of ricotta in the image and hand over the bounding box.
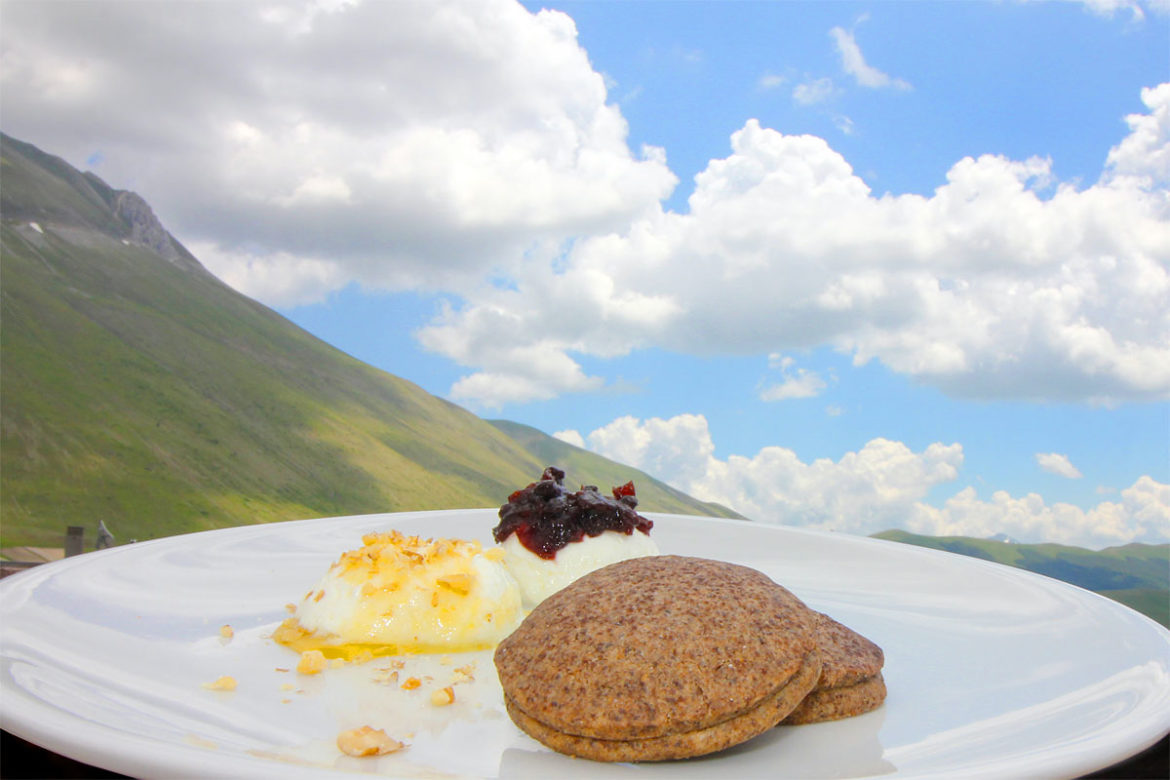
[276,530,523,658]
[502,529,659,608]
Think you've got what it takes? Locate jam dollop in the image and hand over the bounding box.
[492,466,654,560]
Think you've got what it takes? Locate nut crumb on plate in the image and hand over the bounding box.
[297,649,327,675]
[201,676,237,691]
[336,726,405,757]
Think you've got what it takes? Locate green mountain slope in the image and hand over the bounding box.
[0,134,729,548]
[873,529,1170,627]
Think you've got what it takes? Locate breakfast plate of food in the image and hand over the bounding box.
[2,469,1169,778]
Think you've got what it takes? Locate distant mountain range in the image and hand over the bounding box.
[0,133,739,549]
[874,529,1169,627]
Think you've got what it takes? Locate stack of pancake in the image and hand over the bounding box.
[494,555,885,762]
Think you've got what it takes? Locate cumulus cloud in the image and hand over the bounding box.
[908,476,1170,548]
[4,1,1166,407]
[759,354,829,401]
[758,73,786,91]
[1036,452,1084,479]
[582,413,1167,547]
[792,77,835,105]
[422,85,1170,407]
[0,0,676,306]
[829,26,911,91]
[1071,0,1163,21]
[552,429,586,448]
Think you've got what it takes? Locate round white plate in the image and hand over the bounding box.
[2,509,1168,779]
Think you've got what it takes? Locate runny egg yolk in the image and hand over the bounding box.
[274,530,523,659]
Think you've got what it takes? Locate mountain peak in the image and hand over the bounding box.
[1,132,207,276]
[111,189,204,274]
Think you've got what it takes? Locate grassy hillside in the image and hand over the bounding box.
[0,134,729,548]
[873,529,1170,627]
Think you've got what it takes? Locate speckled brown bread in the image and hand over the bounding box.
[494,555,822,762]
[783,610,886,725]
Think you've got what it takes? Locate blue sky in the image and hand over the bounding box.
[1,0,1167,547]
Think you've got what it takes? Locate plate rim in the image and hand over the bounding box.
[2,509,1169,779]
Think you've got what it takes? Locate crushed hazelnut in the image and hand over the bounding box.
[202,675,237,691]
[430,686,455,706]
[336,726,405,757]
[400,676,422,690]
[219,624,234,639]
[372,669,399,685]
[297,649,327,675]
[436,573,472,594]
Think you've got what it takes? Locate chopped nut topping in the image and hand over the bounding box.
[436,573,472,594]
[202,675,237,691]
[430,686,455,706]
[400,676,422,690]
[297,649,327,675]
[336,726,405,757]
[219,624,234,639]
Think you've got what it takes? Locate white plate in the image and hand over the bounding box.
[2,509,1169,779]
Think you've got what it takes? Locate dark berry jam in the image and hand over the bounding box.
[492,466,653,559]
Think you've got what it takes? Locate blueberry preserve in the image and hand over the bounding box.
[492,466,654,559]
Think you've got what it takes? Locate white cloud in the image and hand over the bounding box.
[1028,0,1169,22]
[1035,452,1084,479]
[0,0,676,307]
[422,86,1170,407]
[760,354,829,400]
[1105,83,1170,187]
[907,476,1170,548]
[758,73,786,90]
[552,429,586,448]
[1074,0,1148,20]
[829,26,911,91]
[588,414,716,489]
[792,77,835,105]
[191,241,348,308]
[580,413,1168,548]
[5,2,1166,407]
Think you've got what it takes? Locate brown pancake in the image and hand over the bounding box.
[494,555,821,761]
[783,611,886,725]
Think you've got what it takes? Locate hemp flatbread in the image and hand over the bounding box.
[783,610,886,725]
[494,555,822,761]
